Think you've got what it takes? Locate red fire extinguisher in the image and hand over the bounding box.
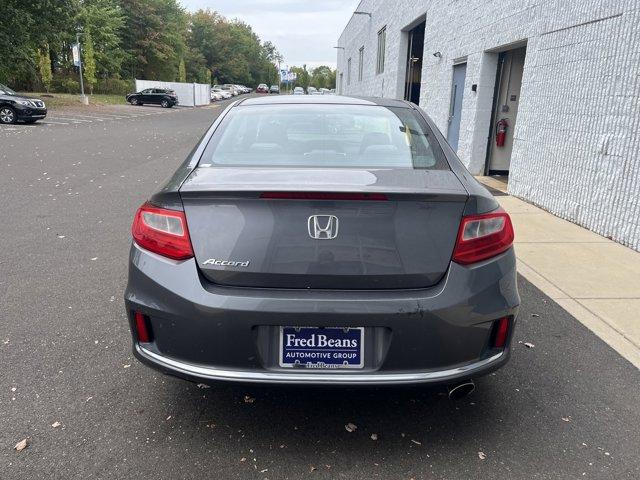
[495,118,508,147]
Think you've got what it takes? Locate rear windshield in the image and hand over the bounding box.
[199,104,448,169]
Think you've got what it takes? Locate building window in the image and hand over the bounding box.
[358,46,364,81]
[347,58,351,85]
[376,26,386,74]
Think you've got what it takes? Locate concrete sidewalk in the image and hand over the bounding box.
[478,176,640,369]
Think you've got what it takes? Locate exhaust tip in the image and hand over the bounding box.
[447,380,475,400]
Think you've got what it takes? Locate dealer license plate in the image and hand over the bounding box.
[279,327,364,369]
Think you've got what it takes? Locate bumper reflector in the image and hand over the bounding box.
[493,317,510,349]
[134,312,152,343]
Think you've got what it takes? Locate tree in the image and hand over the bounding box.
[38,46,53,92]
[261,41,282,86]
[0,0,283,92]
[263,41,283,65]
[120,0,187,80]
[291,65,310,90]
[310,65,336,89]
[77,0,126,78]
[178,58,186,82]
[187,9,281,87]
[264,63,279,87]
[0,0,75,86]
[83,31,97,94]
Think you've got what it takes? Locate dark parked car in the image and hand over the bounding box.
[126,88,178,108]
[125,95,519,396]
[0,84,47,124]
[269,85,280,94]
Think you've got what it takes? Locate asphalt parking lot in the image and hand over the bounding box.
[1,101,639,480]
[0,103,190,133]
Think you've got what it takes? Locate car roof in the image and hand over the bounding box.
[237,95,412,108]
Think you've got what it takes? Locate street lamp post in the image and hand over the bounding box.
[277,59,282,94]
[75,32,88,105]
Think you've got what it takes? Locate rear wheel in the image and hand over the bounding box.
[161,99,171,108]
[0,106,16,124]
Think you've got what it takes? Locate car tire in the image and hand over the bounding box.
[129,97,139,105]
[161,99,171,108]
[0,106,17,124]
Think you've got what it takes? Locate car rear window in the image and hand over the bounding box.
[199,104,449,169]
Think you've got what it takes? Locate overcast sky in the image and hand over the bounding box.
[180,0,360,69]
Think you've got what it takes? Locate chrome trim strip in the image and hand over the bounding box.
[136,345,504,385]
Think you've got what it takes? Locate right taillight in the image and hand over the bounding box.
[452,208,514,265]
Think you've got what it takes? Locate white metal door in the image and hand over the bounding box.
[447,62,467,151]
[488,47,526,172]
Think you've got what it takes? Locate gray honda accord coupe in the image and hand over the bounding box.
[125,95,519,393]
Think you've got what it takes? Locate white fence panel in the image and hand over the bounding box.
[193,83,211,106]
[135,80,211,107]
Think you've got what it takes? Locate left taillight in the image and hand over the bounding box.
[131,202,193,260]
[452,208,514,265]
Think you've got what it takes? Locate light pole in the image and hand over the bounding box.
[75,32,88,105]
[277,59,282,94]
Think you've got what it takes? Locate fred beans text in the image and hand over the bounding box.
[285,333,357,349]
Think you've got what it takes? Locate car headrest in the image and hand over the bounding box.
[359,132,391,154]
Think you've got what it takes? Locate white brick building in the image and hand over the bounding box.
[337,0,640,251]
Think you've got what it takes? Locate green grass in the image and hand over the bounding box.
[20,92,127,109]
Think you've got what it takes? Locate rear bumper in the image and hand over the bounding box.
[134,343,508,385]
[125,244,520,385]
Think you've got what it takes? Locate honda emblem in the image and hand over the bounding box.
[308,215,339,240]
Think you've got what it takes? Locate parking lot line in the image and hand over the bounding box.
[57,114,109,121]
[89,112,139,118]
[0,106,189,131]
[47,116,93,123]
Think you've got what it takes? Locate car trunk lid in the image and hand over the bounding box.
[180,167,468,289]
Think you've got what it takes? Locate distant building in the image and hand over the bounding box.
[337,1,640,250]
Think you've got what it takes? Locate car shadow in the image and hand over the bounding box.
[161,374,509,456]
[0,121,44,127]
